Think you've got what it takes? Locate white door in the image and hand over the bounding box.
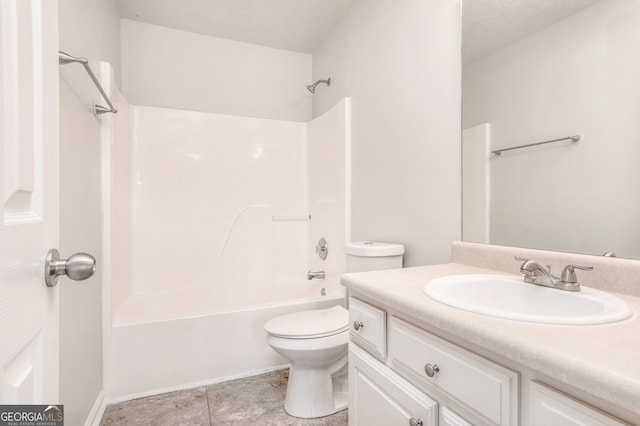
[0,0,60,404]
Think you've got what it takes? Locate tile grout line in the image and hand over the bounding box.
[205,387,213,426]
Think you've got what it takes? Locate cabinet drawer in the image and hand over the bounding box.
[530,381,628,426]
[349,297,386,358]
[388,316,518,425]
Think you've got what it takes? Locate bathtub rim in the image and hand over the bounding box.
[112,291,346,327]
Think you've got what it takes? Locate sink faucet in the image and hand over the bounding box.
[516,257,592,292]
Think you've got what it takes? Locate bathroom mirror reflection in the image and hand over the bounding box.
[462,0,640,260]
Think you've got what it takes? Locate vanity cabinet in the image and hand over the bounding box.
[349,297,516,426]
[348,296,633,426]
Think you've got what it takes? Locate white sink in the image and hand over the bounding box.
[423,274,633,325]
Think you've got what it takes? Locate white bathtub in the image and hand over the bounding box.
[102,95,352,401]
[108,292,345,400]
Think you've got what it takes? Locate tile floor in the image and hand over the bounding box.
[100,370,348,426]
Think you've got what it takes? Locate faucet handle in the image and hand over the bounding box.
[515,256,531,269]
[516,256,551,270]
[560,265,593,283]
[515,256,539,277]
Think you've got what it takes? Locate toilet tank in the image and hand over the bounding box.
[344,241,405,273]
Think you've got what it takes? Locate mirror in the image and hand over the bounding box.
[462,0,640,260]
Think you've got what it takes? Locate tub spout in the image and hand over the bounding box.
[307,270,325,280]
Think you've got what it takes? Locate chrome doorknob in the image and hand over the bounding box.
[45,249,96,287]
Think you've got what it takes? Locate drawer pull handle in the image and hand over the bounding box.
[353,321,364,331]
[424,363,439,377]
[409,418,423,426]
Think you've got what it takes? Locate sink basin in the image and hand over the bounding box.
[423,274,633,325]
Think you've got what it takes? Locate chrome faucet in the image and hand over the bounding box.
[307,270,325,280]
[516,257,592,292]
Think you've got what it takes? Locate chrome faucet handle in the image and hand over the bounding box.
[515,256,550,272]
[560,264,593,283]
[515,256,535,276]
[515,256,531,268]
[516,256,545,273]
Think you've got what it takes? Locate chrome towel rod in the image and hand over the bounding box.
[492,135,581,156]
[58,51,117,115]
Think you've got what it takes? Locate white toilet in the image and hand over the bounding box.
[264,241,404,418]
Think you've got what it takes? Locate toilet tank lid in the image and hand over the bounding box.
[344,241,405,256]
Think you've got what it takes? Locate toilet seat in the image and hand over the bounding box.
[264,305,348,339]
[264,305,350,418]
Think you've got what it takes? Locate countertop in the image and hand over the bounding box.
[341,262,640,421]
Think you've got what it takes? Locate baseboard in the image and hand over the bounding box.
[84,390,107,426]
[107,364,289,405]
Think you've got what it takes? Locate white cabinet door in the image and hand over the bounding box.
[530,382,628,426]
[0,0,60,404]
[440,407,473,426]
[349,345,437,426]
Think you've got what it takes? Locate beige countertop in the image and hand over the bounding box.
[341,262,640,422]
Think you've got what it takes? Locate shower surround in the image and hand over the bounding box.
[102,71,351,398]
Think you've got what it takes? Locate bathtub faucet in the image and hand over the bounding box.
[307,270,325,280]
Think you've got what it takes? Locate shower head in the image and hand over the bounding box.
[306,78,331,94]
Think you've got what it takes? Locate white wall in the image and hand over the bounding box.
[58,0,120,423]
[311,0,462,267]
[463,0,640,258]
[120,20,312,122]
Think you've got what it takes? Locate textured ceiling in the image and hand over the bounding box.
[463,0,600,65]
[116,0,357,53]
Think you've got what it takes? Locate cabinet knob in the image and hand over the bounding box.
[409,418,423,426]
[353,321,364,331]
[424,363,439,378]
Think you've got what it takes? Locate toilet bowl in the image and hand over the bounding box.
[265,241,404,418]
[264,305,349,418]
